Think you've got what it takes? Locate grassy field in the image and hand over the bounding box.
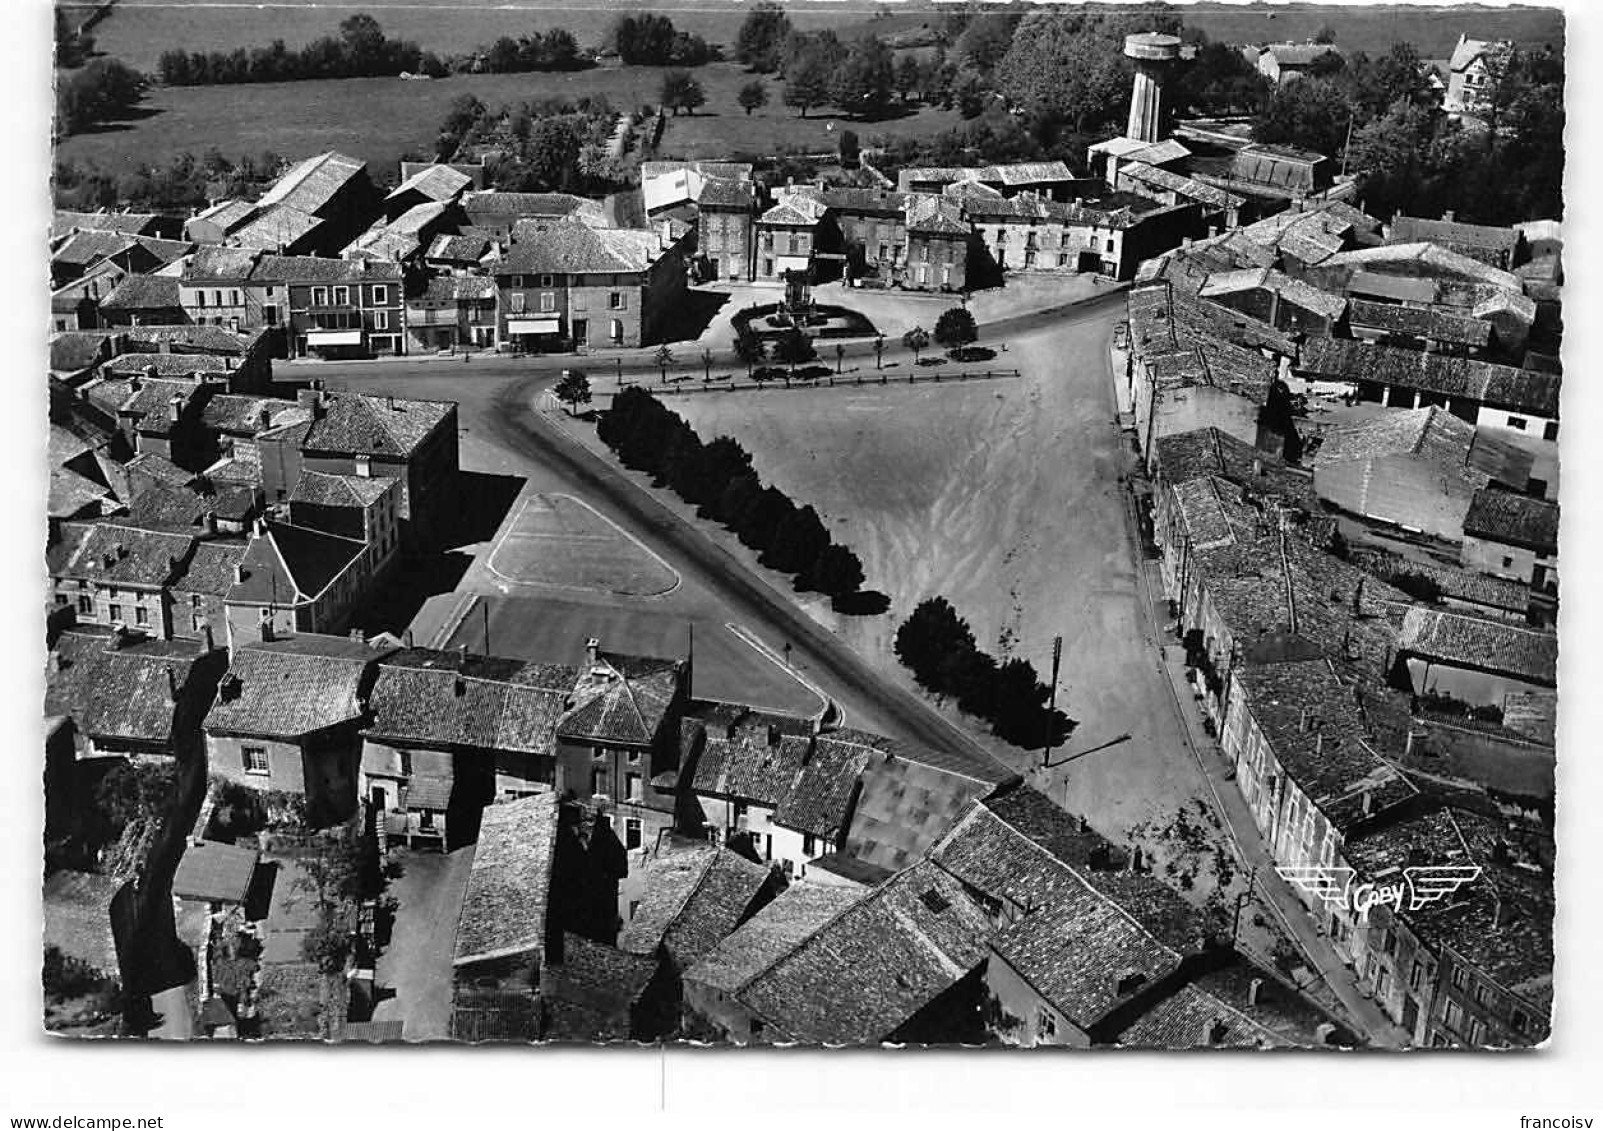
[54,59,964,173]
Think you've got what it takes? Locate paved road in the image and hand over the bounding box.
[286,288,1129,384]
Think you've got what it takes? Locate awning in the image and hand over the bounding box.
[507,318,561,334]
[307,330,363,346]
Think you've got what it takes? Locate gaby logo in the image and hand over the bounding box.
[1275,865,1482,924]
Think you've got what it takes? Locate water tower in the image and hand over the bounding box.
[1124,32,1183,144]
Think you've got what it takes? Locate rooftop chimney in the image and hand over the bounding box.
[258,609,274,642]
[767,723,782,747]
[1360,790,1372,817]
[1247,977,1263,1008]
[166,665,180,702]
[169,393,185,423]
[585,637,600,669]
[1443,210,1456,223]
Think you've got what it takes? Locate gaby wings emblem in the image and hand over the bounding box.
[1276,866,1356,910]
[1275,865,1482,922]
[1403,865,1483,910]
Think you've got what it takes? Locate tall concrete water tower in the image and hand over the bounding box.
[1124,32,1182,144]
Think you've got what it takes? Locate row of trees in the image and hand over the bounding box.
[598,388,870,604]
[55,58,145,138]
[613,14,718,67]
[157,14,434,85]
[895,597,1070,749]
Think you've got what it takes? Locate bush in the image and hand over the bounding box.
[301,920,352,974]
[934,306,978,351]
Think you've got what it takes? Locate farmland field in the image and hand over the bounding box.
[54,60,966,174]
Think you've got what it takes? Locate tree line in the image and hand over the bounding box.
[613,14,719,67]
[598,388,871,606]
[894,597,1070,749]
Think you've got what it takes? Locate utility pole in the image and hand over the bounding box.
[1340,111,1355,178]
[1040,635,1063,768]
[482,599,490,656]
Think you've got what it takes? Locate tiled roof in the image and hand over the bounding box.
[172,539,249,597]
[103,352,232,382]
[99,274,182,311]
[1311,406,1472,466]
[50,330,113,373]
[696,177,754,209]
[173,840,260,904]
[558,652,682,746]
[365,648,576,755]
[181,244,261,282]
[426,233,490,262]
[904,194,968,236]
[127,475,259,531]
[1152,428,1319,513]
[205,634,389,738]
[53,229,138,267]
[495,222,670,275]
[1399,607,1556,686]
[123,324,263,356]
[772,734,874,839]
[289,469,395,508]
[1323,242,1522,291]
[46,630,211,744]
[200,395,307,435]
[840,731,1012,876]
[49,467,112,519]
[1389,215,1521,258]
[48,521,194,587]
[683,883,864,995]
[387,163,472,205]
[1264,42,1341,66]
[618,843,772,967]
[1450,36,1507,73]
[1199,266,1346,318]
[54,209,163,239]
[758,198,828,227]
[415,274,498,303]
[292,392,454,457]
[453,793,559,966]
[190,198,259,235]
[691,724,807,807]
[256,151,368,216]
[1235,659,1417,832]
[734,860,993,1044]
[1346,548,1530,616]
[1346,299,1493,347]
[252,255,402,285]
[346,202,449,261]
[1463,488,1558,552]
[1113,982,1285,1048]
[540,934,657,1040]
[226,521,365,606]
[1121,161,1244,210]
[229,205,324,252]
[1298,339,1560,417]
[462,191,599,218]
